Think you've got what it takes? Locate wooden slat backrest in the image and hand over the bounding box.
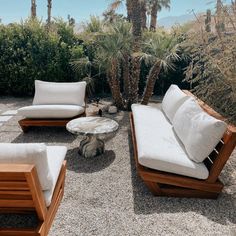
[207,131,236,182]
[0,164,47,221]
[183,90,236,183]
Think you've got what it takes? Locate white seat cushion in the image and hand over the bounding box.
[162,85,190,123]
[131,104,209,179]
[43,146,67,207]
[33,80,86,106]
[18,105,85,119]
[173,98,227,163]
[0,143,53,191]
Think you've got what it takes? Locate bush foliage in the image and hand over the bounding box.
[0,17,188,98]
[181,2,236,124]
[0,19,78,95]
[2,2,234,121]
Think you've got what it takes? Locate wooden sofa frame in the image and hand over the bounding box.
[130,90,236,199]
[19,113,86,133]
[18,100,87,133]
[0,161,66,235]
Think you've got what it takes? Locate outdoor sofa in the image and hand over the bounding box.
[130,85,236,198]
[0,143,67,236]
[18,80,86,132]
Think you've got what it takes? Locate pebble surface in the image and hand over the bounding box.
[0,97,235,236]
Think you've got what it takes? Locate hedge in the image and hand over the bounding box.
[0,20,75,96]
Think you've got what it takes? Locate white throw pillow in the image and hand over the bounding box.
[0,143,53,191]
[33,80,86,106]
[162,84,190,123]
[173,98,227,163]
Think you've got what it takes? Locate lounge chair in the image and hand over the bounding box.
[0,143,67,235]
[130,85,236,198]
[18,80,86,132]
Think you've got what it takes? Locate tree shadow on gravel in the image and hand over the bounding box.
[127,130,236,226]
[12,127,77,144]
[66,148,115,173]
[103,111,130,130]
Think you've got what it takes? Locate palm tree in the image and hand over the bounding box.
[109,0,132,21]
[111,0,147,29]
[126,0,133,21]
[31,0,37,19]
[127,0,142,107]
[141,33,180,104]
[82,16,104,33]
[96,36,125,109]
[95,21,133,109]
[113,22,133,99]
[109,0,142,107]
[47,0,52,25]
[129,0,142,49]
[149,0,170,31]
[140,1,147,29]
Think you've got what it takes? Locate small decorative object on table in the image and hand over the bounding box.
[95,97,100,106]
[66,117,119,158]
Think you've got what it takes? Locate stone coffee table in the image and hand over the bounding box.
[66,117,119,158]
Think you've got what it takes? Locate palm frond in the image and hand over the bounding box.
[142,31,180,72]
[70,57,92,76]
[109,0,123,10]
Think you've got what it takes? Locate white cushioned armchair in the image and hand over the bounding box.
[0,143,67,235]
[18,80,87,132]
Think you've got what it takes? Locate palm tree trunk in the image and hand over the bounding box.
[126,0,142,109]
[128,55,141,109]
[31,0,37,19]
[122,54,130,99]
[130,0,142,51]
[108,60,125,109]
[141,1,147,29]
[141,61,161,105]
[150,1,158,31]
[47,0,52,25]
[126,0,132,21]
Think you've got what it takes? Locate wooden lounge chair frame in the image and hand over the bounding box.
[19,113,86,133]
[0,161,66,235]
[18,100,87,133]
[130,90,236,199]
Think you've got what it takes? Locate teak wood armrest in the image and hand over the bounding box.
[0,161,67,236]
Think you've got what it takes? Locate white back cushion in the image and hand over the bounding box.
[33,80,86,106]
[173,98,227,163]
[162,85,189,123]
[131,104,209,179]
[0,143,53,191]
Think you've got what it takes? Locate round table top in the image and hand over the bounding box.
[66,117,119,135]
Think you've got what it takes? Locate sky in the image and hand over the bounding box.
[0,0,232,24]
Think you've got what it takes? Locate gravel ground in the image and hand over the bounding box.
[0,97,235,236]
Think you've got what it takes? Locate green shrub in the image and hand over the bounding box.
[0,19,79,96]
[180,2,236,124]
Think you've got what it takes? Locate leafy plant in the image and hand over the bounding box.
[0,19,75,95]
[141,32,181,104]
[181,1,236,124]
[82,16,104,33]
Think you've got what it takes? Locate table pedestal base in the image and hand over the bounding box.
[79,135,104,158]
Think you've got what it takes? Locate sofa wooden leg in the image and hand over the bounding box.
[144,181,162,196]
[21,125,30,133]
[18,120,30,133]
[18,123,29,133]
